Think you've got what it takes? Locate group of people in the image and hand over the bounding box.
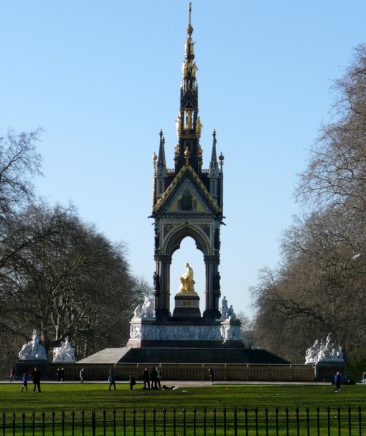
[19,368,42,392]
[56,367,65,381]
[142,367,162,390]
[104,366,162,391]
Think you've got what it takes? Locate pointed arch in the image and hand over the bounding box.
[164,224,209,257]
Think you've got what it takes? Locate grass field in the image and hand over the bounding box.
[1,382,366,411]
[1,383,366,434]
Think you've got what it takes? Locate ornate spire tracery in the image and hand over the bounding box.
[151,3,224,321]
[175,1,202,174]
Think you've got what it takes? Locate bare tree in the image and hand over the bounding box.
[1,204,144,360]
[0,129,147,372]
[252,45,366,371]
[297,45,366,219]
[0,129,41,216]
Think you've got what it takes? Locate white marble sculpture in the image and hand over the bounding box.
[18,330,48,361]
[305,339,320,364]
[221,320,241,342]
[52,337,76,363]
[220,296,237,320]
[305,333,344,364]
[132,295,155,320]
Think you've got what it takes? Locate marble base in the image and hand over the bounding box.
[127,318,242,348]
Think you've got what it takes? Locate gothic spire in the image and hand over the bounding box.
[175,1,202,174]
[187,1,193,36]
[157,129,166,170]
[209,129,219,176]
[181,1,197,96]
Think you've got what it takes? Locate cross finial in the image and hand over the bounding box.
[187,2,193,36]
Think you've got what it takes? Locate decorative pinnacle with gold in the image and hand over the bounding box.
[184,146,191,165]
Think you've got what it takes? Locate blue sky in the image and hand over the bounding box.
[1,0,366,317]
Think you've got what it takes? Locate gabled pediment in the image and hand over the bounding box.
[153,165,221,215]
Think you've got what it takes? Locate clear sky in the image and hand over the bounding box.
[1,0,366,317]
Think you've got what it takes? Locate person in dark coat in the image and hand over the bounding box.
[129,374,136,390]
[32,368,41,393]
[150,367,158,390]
[209,367,215,383]
[142,368,150,390]
[21,373,28,392]
[108,367,116,390]
[335,371,342,392]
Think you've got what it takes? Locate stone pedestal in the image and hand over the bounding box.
[173,292,201,318]
[220,318,241,342]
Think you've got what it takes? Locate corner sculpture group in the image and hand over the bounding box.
[18,330,76,363]
[305,333,344,365]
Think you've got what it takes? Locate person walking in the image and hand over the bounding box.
[79,368,85,383]
[335,371,342,392]
[21,373,28,392]
[32,368,41,393]
[156,367,162,390]
[209,367,215,383]
[142,368,150,390]
[108,367,116,390]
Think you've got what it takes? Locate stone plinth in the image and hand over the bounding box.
[220,318,241,342]
[173,292,201,318]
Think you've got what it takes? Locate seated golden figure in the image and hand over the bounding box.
[179,262,196,293]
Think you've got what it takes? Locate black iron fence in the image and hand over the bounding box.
[1,407,365,435]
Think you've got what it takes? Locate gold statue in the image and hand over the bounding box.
[184,146,190,165]
[196,117,202,135]
[186,111,193,130]
[189,62,197,77]
[179,262,196,293]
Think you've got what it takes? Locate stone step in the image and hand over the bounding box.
[77,348,129,364]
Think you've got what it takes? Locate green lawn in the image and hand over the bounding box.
[1,383,366,435]
[0,382,365,411]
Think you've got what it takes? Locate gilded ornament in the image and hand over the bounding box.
[178,262,196,294]
[196,117,202,135]
[184,146,190,165]
[186,111,193,130]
